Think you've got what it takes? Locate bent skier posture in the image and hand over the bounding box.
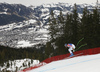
[64,43,76,57]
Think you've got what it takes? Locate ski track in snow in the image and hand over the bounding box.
[28,54,100,72]
[40,57,100,72]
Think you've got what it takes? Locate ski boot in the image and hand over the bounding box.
[69,53,74,57]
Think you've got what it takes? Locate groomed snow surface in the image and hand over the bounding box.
[28,54,100,72]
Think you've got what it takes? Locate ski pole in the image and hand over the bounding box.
[76,37,84,48]
[75,43,87,51]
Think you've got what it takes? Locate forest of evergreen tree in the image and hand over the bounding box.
[46,4,100,57]
[0,4,100,65]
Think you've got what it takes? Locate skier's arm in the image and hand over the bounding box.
[72,45,75,52]
[72,44,75,50]
[72,47,74,50]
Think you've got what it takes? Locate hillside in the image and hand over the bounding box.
[0,3,97,48]
[24,54,100,72]
[0,59,39,72]
[0,3,34,25]
[0,1,99,72]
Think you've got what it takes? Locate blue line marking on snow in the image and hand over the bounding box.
[39,57,100,72]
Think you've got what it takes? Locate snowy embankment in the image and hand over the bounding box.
[28,54,100,72]
[0,59,40,72]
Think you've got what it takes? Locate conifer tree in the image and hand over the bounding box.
[64,13,73,41]
[71,4,79,44]
[79,7,89,49]
[92,8,100,47]
[48,10,57,41]
[57,11,65,36]
[45,42,54,57]
[81,7,88,37]
[54,11,66,55]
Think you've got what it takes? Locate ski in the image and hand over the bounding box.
[64,53,83,59]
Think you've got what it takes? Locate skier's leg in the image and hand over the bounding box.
[68,48,72,54]
[68,48,74,57]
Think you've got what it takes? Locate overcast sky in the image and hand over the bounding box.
[0,0,97,6]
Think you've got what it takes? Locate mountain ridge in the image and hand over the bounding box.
[0,2,97,48]
[0,3,34,25]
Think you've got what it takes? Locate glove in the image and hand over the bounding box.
[73,50,75,52]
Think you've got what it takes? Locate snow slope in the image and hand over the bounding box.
[28,54,100,72]
[0,59,40,72]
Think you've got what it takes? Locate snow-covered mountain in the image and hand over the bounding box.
[0,2,97,48]
[0,19,49,48]
[0,3,34,25]
[30,3,96,24]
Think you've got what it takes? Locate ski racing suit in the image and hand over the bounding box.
[67,43,75,57]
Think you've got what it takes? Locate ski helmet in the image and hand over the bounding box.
[64,44,67,46]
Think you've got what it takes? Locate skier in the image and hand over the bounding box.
[64,43,76,57]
